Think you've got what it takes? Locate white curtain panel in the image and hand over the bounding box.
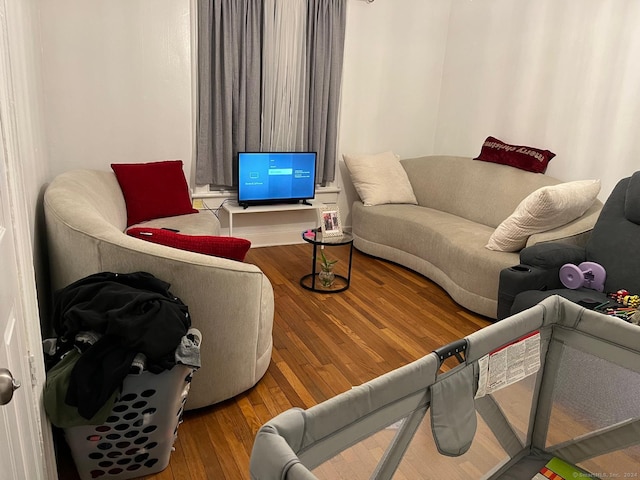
[261,0,307,152]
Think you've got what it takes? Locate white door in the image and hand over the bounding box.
[0,117,45,480]
[0,0,49,476]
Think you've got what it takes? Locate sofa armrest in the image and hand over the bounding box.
[519,242,586,269]
[497,265,562,320]
[497,243,587,320]
[525,200,602,247]
[97,236,274,409]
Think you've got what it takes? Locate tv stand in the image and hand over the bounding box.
[223,200,322,237]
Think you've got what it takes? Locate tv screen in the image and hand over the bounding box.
[237,152,317,207]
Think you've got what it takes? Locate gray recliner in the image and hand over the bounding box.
[497,170,640,319]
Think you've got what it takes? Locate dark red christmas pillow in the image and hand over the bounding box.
[127,228,251,262]
[474,136,555,174]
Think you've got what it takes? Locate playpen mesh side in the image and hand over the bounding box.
[308,369,541,480]
[544,343,640,476]
[250,298,640,480]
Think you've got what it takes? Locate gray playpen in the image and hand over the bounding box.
[250,296,640,479]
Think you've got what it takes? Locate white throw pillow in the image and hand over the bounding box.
[343,151,418,206]
[486,179,601,252]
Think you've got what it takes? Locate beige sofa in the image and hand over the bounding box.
[44,169,274,410]
[351,155,603,319]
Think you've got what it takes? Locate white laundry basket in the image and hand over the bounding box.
[64,364,194,480]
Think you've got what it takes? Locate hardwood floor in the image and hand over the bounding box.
[55,243,492,479]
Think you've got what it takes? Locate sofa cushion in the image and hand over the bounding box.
[112,160,198,226]
[400,156,563,229]
[486,179,601,252]
[127,227,251,262]
[343,151,417,206]
[129,211,221,236]
[511,289,609,317]
[352,202,515,301]
[474,136,555,174]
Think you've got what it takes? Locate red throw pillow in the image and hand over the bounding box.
[111,160,198,226]
[127,228,251,262]
[474,136,555,174]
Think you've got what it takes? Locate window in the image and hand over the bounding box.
[195,0,346,188]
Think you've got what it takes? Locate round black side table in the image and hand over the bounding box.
[300,229,354,293]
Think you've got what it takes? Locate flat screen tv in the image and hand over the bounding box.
[237,152,317,208]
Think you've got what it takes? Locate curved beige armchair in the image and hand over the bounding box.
[44,169,274,410]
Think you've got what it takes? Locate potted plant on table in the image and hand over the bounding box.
[319,250,338,288]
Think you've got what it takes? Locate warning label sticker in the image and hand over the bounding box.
[475,331,541,399]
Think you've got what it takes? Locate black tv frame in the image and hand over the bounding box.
[236,151,317,209]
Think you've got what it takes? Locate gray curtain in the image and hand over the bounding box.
[196,0,262,187]
[196,0,346,187]
[306,0,346,185]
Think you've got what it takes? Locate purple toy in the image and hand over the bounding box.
[559,262,606,292]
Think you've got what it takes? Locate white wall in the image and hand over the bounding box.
[39,0,194,181]
[38,0,640,228]
[435,0,640,200]
[337,0,451,224]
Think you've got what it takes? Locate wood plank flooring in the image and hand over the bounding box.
[55,243,492,479]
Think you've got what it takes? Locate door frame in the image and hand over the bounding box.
[0,0,57,477]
